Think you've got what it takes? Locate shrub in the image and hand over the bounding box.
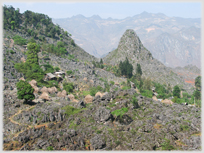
[111,107,128,118]
[9,50,15,54]
[90,87,98,96]
[16,80,35,103]
[173,85,180,98]
[140,90,153,98]
[46,146,53,151]
[122,86,131,90]
[63,82,74,93]
[13,35,27,46]
[66,70,73,75]
[131,97,139,108]
[54,67,60,72]
[110,81,114,85]
[161,138,175,150]
[62,105,81,117]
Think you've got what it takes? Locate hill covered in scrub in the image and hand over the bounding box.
[3,5,201,151]
[103,29,194,93]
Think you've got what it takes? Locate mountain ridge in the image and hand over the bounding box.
[53,12,201,68]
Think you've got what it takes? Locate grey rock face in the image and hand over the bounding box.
[94,107,112,123]
[90,134,106,150]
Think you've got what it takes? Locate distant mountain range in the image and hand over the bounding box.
[53,11,201,68]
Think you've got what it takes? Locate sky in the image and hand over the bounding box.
[2,1,202,19]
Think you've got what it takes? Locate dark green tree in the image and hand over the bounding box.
[173,85,180,98]
[195,76,201,90]
[119,57,133,78]
[194,90,201,100]
[16,80,35,103]
[135,63,142,81]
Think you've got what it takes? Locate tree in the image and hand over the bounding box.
[10,21,15,30]
[16,80,35,103]
[135,63,142,81]
[195,76,201,90]
[194,90,201,100]
[173,85,180,98]
[119,57,133,78]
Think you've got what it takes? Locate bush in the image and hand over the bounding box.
[63,82,74,93]
[90,87,98,96]
[89,86,103,96]
[131,97,139,108]
[46,146,53,151]
[62,105,81,118]
[43,64,54,73]
[66,70,73,75]
[110,81,114,85]
[16,80,35,102]
[161,138,175,150]
[54,67,60,72]
[13,35,27,46]
[9,50,15,54]
[140,90,153,98]
[111,107,128,118]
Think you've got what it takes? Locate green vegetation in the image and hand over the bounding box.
[131,97,139,108]
[89,86,103,96]
[42,64,54,73]
[15,42,45,84]
[119,57,133,78]
[16,80,35,103]
[135,63,142,81]
[92,59,104,69]
[63,82,74,93]
[111,107,128,118]
[62,105,81,118]
[46,146,53,151]
[161,138,175,150]
[13,35,27,46]
[173,85,180,98]
[66,70,74,75]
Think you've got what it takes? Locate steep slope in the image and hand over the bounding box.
[53,12,201,68]
[3,5,97,63]
[103,29,193,92]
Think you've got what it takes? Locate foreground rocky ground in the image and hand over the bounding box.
[3,88,201,151]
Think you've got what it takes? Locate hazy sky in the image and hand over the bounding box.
[3,1,202,19]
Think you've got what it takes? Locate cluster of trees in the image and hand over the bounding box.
[3,5,21,30]
[3,5,70,39]
[119,57,133,78]
[15,42,44,83]
[42,41,68,56]
[92,59,104,69]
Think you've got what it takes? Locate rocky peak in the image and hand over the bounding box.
[104,29,153,65]
[104,29,193,93]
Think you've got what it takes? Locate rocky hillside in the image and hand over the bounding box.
[103,29,193,93]
[143,26,201,68]
[53,12,201,68]
[3,88,201,151]
[3,6,201,151]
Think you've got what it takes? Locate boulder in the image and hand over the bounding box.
[90,134,106,150]
[94,107,112,122]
